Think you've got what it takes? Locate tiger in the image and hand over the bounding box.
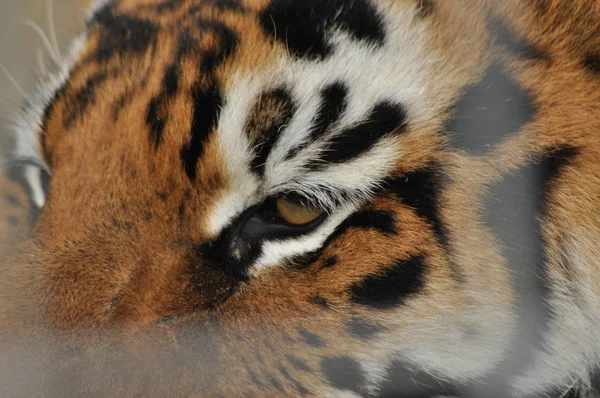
[1,0,600,396]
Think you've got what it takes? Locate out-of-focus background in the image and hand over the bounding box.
[0,0,85,159]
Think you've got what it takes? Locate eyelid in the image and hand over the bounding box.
[276,191,331,213]
[274,197,326,227]
[278,192,314,206]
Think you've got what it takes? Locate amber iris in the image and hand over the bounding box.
[275,198,324,225]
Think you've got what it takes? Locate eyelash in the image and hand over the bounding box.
[276,191,340,214]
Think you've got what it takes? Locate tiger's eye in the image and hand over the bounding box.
[275,198,324,225]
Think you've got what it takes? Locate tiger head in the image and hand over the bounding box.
[3,0,599,396]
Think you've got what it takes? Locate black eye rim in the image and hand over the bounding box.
[200,194,330,278]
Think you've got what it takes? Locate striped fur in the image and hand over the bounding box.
[1,0,600,396]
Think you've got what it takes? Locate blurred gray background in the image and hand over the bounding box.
[0,0,83,159]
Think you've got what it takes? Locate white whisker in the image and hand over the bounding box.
[0,61,32,102]
[46,0,62,63]
[36,48,47,76]
[23,19,61,66]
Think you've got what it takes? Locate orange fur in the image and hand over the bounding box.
[1,0,600,396]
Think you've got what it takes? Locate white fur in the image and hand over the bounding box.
[11,33,86,172]
[208,1,440,272]
[251,204,356,275]
[8,0,598,395]
[512,235,600,396]
[208,72,267,235]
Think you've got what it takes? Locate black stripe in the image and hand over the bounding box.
[591,371,600,397]
[146,63,181,148]
[64,71,109,129]
[148,0,244,13]
[385,166,447,247]
[146,96,167,148]
[278,365,310,395]
[254,351,266,366]
[91,7,160,62]
[311,82,348,141]
[286,355,312,372]
[287,82,348,159]
[346,317,383,339]
[248,88,296,175]
[103,295,121,315]
[317,101,407,166]
[307,295,329,308]
[241,357,264,388]
[163,64,180,96]
[349,255,426,309]
[538,146,579,213]
[148,0,186,13]
[86,0,115,26]
[488,15,545,60]
[299,328,325,348]
[583,53,600,75]
[195,19,239,75]
[40,167,50,196]
[260,0,385,60]
[179,20,237,178]
[188,0,245,13]
[40,80,68,158]
[291,209,398,270]
[4,194,22,207]
[177,28,200,57]
[377,361,464,398]
[111,75,151,122]
[321,356,366,394]
[416,0,435,19]
[181,83,222,181]
[342,210,397,236]
[155,315,174,325]
[446,62,535,155]
[321,256,338,268]
[267,376,285,393]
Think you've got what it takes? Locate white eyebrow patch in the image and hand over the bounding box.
[204,1,441,274]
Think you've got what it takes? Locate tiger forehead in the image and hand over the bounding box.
[39,0,256,171]
[41,0,440,194]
